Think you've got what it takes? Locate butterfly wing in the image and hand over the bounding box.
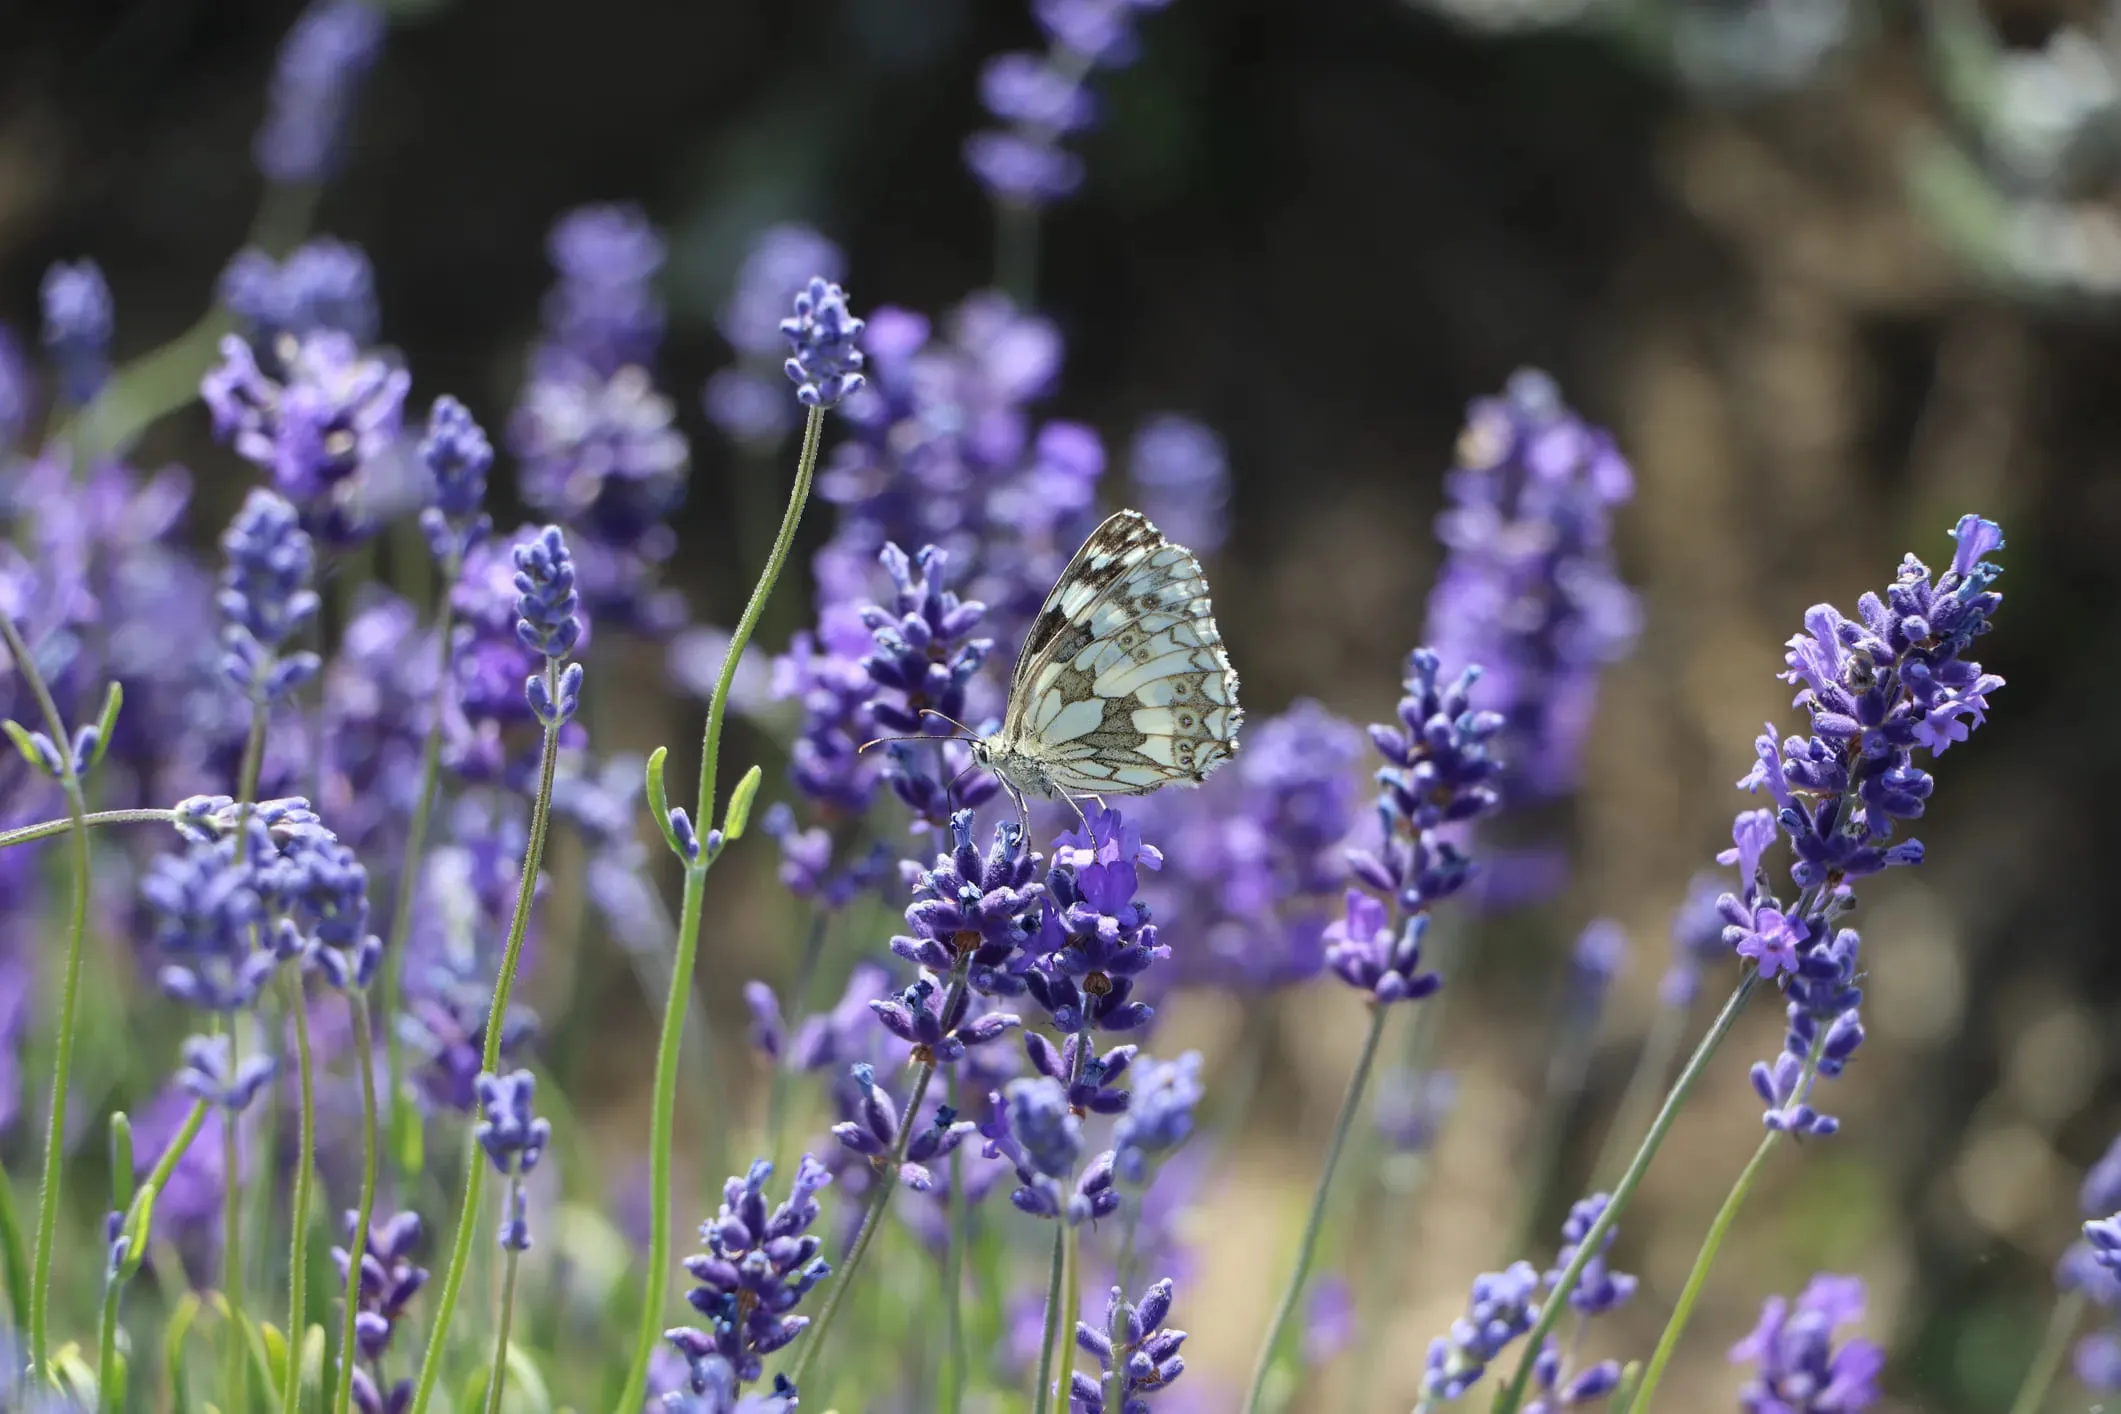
[1000,510,1241,795]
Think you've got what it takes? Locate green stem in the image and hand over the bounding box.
[223,1025,247,1414]
[144,1101,210,1195]
[0,808,178,851]
[484,1185,524,1414]
[406,664,566,1414]
[96,1261,123,1414]
[2006,1289,2087,1414]
[944,1070,968,1414]
[1241,1004,1391,1414]
[0,1159,30,1334]
[1627,1130,1779,1414]
[1103,1206,1143,1411]
[1029,1221,1068,1414]
[1,613,94,1384]
[1491,971,1761,1414]
[614,401,825,1414]
[379,587,457,1183]
[333,995,380,1414]
[782,1044,951,1395]
[280,977,319,1414]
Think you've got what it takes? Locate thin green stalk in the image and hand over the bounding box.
[784,1049,949,1394]
[484,1184,525,1414]
[1241,1004,1391,1414]
[145,1102,211,1193]
[223,708,270,1414]
[0,808,177,851]
[1500,1002,1602,1265]
[0,1160,30,1333]
[223,1026,247,1414]
[1626,1130,1780,1413]
[1,613,94,1384]
[944,1070,968,1414]
[406,666,566,1414]
[333,995,381,1414]
[1029,1221,1069,1414]
[279,975,319,1414]
[615,402,826,1414]
[1629,1027,1831,1414]
[2006,1289,2087,1414]
[1591,999,1691,1188]
[1491,970,1760,1414]
[95,1261,123,1414]
[379,590,458,1182]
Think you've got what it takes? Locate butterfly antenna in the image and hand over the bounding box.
[918,708,983,738]
[856,733,945,755]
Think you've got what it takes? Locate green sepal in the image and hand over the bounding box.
[3,719,48,775]
[120,1182,158,1281]
[645,746,684,859]
[90,681,123,769]
[110,1111,135,1213]
[722,764,763,845]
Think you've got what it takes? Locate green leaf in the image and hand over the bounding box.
[722,764,763,844]
[110,1112,135,1213]
[258,1320,290,1394]
[505,1343,553,1414]
[300,1324,328,1404]
[54,1343,101,1408]
[645,746,684,858]
[165,1291,201,1414]
[0,1155,34,1332]
[120,1182,158,1281]
[2,719,48,775]
[90,681,123,769]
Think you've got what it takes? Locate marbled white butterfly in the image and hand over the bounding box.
[973,509,1241,817]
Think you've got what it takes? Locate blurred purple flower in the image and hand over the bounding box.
[1424,369,1639,814]
[1729,1274,1882,1413]
[41,259,113,405]
[255,0,385,183]
[1128,415,1230,557]
[219,239,379,347]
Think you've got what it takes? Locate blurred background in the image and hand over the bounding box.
[0,0,2115,1408]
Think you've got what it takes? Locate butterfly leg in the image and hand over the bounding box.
[1058,791,1091,832]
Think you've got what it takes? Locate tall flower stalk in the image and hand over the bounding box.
[612,275,864,1414]
[1492,515,2009,1413]
[406,525,584,1414]
[1243,648,1505,1412]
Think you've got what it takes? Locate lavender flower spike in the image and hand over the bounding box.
[781,278,866,408]
[256,0,386,183]
[513,525,585,726]
[1072,1279,1187,1413]
[41,258,114,405]
[219,488,323,706]
[671,1155,833,1383]
[419,395,494,565]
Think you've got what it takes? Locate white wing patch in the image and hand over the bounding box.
[978,509,1242,806]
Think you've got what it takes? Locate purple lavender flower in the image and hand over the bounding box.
[176,1033,277,1111]
[512,524,585,726]
[1544,1194,1636,1316]
[1072,1278,1187,1412]
[1323,889,1440,1007]
[892,809,1044,990]
[981,1074,1117,1223]
[40,259,113,405]
[1024,805,1166,1033]
[541,204,667,375]
[332,1207,426,1414]
[1740,515,2005,890]
[255,0,385,184]
[218,239,379,347]
[218,488,323,706]
[1128,415,1230,557]
[445,528,592,777]
[1422,1262,1541,1402]
[868,973,1021,1065]
[202,330,410,547]
[475,1069,550,1250]
[1424,370,1640,808]
[143,830,275,1013]
[830,1063,978,1192]
[1374,1066,1457,1155]
[417,395,494,565]
[1112,1050,1203,1184]
[1728,1274,1883,1413]
[781,278,866,409]
[670,1155,833,1383]
[964,0,1174,208]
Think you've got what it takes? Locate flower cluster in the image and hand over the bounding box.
[964,0,1174,208]
[1072,1278,1188,1412]
[982,1073,1117,1223]
[475,1069,551,1250]
[219,238,379,348]
[255,0,385,183]
[668,1156,833,1384]
[831,1063,978,1191]
[40,259,113,406]
[219,488,323,707]
[418,395,494,566]
[1728,1275,1883,1414]
[333,1208,427,1414]
[511,205,689,636]
[1024,805,1166,1034]
[781,277,867,409]
[202,329,411,547]
[1424,370,1640,808]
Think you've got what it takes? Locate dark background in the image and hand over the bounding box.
[3,0,2117,1405]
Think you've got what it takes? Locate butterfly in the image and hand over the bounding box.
[972,509,1241,820]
